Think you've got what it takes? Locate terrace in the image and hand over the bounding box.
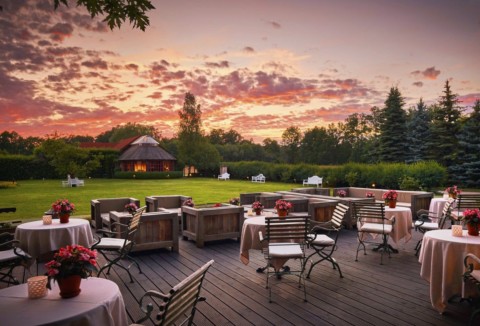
[4,224,469,325]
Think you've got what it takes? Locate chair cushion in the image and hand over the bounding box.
[269,243,303,258]
[308,234,334,246]
[472,270,480,282]
[360,223,392,234]
[414,221,439,230]
[0,249,22,262]
[95,238,130,250]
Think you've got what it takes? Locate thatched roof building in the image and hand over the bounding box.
[118,136,176,172]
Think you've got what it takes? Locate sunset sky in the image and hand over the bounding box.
[1,0,479,142]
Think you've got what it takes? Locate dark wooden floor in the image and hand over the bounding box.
[5,228,472,325]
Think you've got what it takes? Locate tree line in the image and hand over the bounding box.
[1,81,479,186]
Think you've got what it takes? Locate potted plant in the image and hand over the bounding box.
[275,199,292,217]
[45,245,98,298]
[382,190,398,208]
[463,208,480,236]
[51,199,75,223]
[445,185,461,199]
[336,190,347,198]
[251,201,264,215]
[229,197,240,206]
[124,203,138,215]
[366,192,375,198]
[182,198,195,207]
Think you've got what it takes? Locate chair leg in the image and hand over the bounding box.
[414,239,422,256]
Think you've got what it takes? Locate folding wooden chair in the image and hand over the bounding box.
[132,260,214,326]
[353,202,393,265]
[92,206,145,283]
[414,197,455,256]
[305,203,349,278]
[259,215,309,303]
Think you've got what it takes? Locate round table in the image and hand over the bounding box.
[384,206,413,244]
[15,218,94,259]
[0,277,128,325]
[428,197,451,221]
[419,229,480,313]
[240,216,267,265]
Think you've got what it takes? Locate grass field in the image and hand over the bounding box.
[0,178,296,222]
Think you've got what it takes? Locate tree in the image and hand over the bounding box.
[54,0,155,31]
[263,138,282,162]
[450,100,480,186]
[177,92,220,171]
[301,126,339,164]
[108,122,160,143]
[35,138,102,177]
[405,98,431,163]
[208,128,244,145]
[378,87,407,162]
[281,126,302,164]
[428,80,463,167]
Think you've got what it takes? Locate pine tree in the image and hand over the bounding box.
[428,80,463,167]
[406,98,431,162]
[378,87,407,162]
[450,100,480,186]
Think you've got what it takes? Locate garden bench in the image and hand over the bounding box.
[251,174,266,183]
[303,176,323,187]
[218,173,230,180]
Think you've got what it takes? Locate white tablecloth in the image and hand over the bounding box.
[0,277,128,325]
[418,229,480,313]
[15,219,94,258]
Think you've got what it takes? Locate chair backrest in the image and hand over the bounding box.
[438,197,456,229]
[121,206,146,251]
[136,260,214,325]
[265,215,309,244]
[352,202,386,226]
[457,193,480,213]
[330,203,350,229]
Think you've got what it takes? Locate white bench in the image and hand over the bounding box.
[303,176,323,187]
[251,174,266,183]
[61,176,85,187]
[218,173,230,180]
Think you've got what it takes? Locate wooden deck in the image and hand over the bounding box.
[5,228,472,325]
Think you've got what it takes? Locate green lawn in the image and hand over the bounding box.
[0,178,296,222]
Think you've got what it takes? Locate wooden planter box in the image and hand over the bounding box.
[181,205,244,248]
[110,211,179,252]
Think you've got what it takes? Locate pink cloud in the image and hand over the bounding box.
[411,66,441,80]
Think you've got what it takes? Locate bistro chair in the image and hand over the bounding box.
[414,197,455,256]
[0,232,32,285]
[132,260,214,326]
[92,206,146,283]
[463,253,480,326]
[455,194,480,220]
[353,202,393,265]
[259,215,309,303]
[305,203,349,278]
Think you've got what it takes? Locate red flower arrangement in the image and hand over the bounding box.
[366,192,375,198]
[275,199,293,211]
[183,198,195,207]
[336,190,347,197]
[124,203,138,214]
[251,201,263,211]
[382,190,398,201]
[463,208,480,226]
[51,199,75,215]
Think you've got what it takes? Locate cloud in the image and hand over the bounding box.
[411,66,441,80]
[47,23,74,42]
[243,46,255,53]
[413,81,423,87]
[205,60,230,68]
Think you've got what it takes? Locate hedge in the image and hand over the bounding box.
[224,161,447,190]
[114,171,183,179]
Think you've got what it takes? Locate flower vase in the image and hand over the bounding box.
[277,209,288,217]
[57,275,82,298]
[59,213,70,224]
[467,224,479,236]
[449,193,457,199]
[255,209,262,216]
[387,200,397,209]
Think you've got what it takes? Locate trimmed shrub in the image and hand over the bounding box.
[114,171,183,179]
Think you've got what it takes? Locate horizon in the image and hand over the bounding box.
[1,0,479,143]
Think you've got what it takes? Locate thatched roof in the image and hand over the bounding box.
[118,135,176,161]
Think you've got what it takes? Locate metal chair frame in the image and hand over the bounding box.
[305,203,349,278]
[134,260,214,326]
[353,202,394,265]
[463,253,480,326]
[414,197,455,256]
[259,215,309,303]
[0,232,31,285]
[92,206,145,283]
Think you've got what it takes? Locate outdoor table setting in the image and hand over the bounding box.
[0,277,128,325]
[15,218,93,260]
[418,228,480,314]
